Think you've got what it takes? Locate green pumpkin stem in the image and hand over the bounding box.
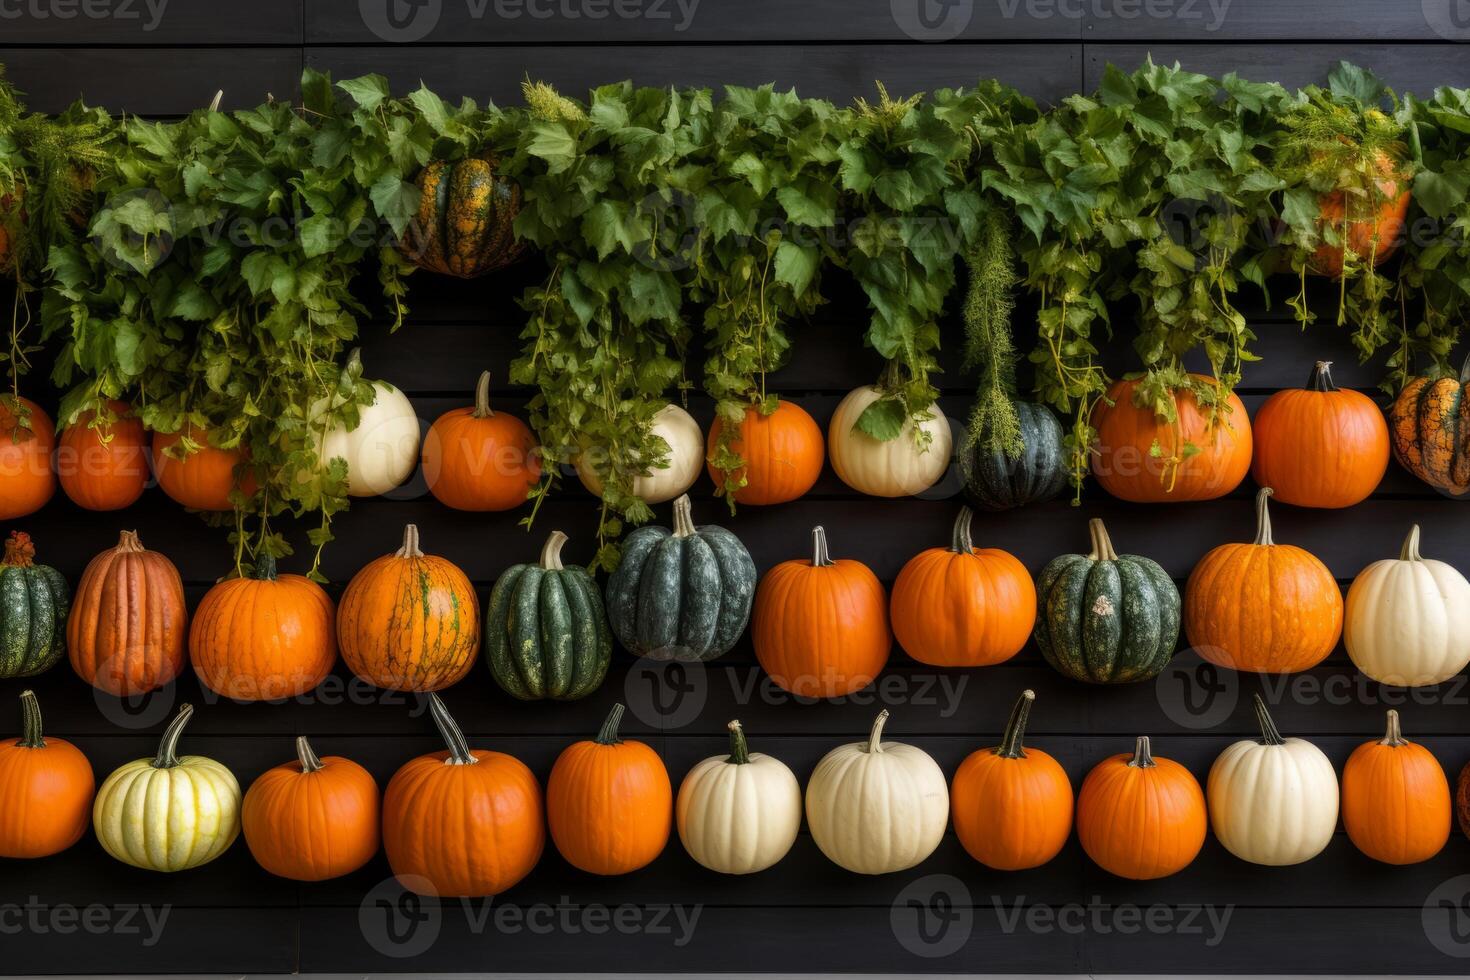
[428,694,478,766]
[596,703,626,745]
[18,690,44,749]
[152,703,195,769]
[1380,709,1409,747]
[951,507,975,553]
[296,735,325,773]
[2,531,35,567]
[995,689,1035,759]
[472,370,495,419]
[865,709,890,754]
[1087,518,1118,561]
[1400,525,1423,562]
[1252,487,1275,547]
[671,495,696,538]
[395,524,424,559]
[1305,360,1337,392]
[1128,735,1156,768]
[252,553,279,582]
[541,530,569,570]
[1252,693,1286,746]
[726,719,751,765]
[810,526,834,567]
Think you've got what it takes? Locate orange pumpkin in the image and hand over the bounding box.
[950,690,1073,871]
[1342,709,1449,865]
[1184,487,1343,673]
[242,736,380,881]
[423,370,540,511]
[1091,375,1252,503]
[151,425,257,511]
[706,399,824,506]
[337,524,478,692]
[1389,354,1470,498]
[189,554,337,701]
[0,395,56,521]
[547,703,672,876]
[68,530,187,696]
[383,694,544,897]
[890,506,1035,667]
[751,525,890,698]
[1251,361,1389,508]
[57,401,149,511]
[1308,150,1411,279]
[1076,735,1206,880]
[0,690,95,858]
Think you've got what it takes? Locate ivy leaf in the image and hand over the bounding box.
[853,396,908,441]
[774,240,819,294]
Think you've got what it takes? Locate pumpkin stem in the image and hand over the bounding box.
[1086,518,1118,561]
[810,526,834,567]
[541,530,569,570]
[428,694,477,766]
[671,495,696,539]
[152,703,195,769]
[2,531,35,567]
[1252,487,1275,547]
[726,719,751,765]
[865,709,890,754]
[994,689,1034,759]
[1128,735,1156,768]
[471,370,495,419]
[395,524,424,559]
[1252,693,1286,746]
[252,553,279,582]
[116,529,146,554]
[1380,709,1409,747]
[296,735,325,773]
[1400,524,1423,562]
[1305,361,1337,392]
[17,690,44,749]
[595,703,626,745]
[951,507,975,553]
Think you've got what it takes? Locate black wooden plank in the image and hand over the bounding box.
[1083,0,1461,41]
[0,0,304,44]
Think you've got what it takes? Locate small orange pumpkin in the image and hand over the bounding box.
[152,425,257,511]
[0,395,56,521]
[57,401,150,512]
[0,690,95,858]
[423,370,540,511]
[1076,735,1206,880]
[706,399,825,506]
[68,530,187,696]
[1308,149,1411,279]
[1342,709,1449,866]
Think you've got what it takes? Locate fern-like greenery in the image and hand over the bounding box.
[962,206,1022,458]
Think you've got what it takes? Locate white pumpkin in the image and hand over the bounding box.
[804,710,949,874]
[1207,694,1338,867]
[576,403,703,505]
[827,385,953,497]
[676,720,802,875]
[1344,524,1470,686]
[315,377,420,497]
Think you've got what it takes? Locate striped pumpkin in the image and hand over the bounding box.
[68,530,187,696]
[1389,354,1470,498]
[0,532,69,679]
[397,154,526,278]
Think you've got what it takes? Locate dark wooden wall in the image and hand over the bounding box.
[7,0,1470,973]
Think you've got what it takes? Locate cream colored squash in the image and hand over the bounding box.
[315,377,420,497]
[92,704,241,872]
[676,720,802,875]
[827,386,953,497]
[804,710,949,874]
[1344,524,1470,686]
[576,403,703,505]
[1206,694,1338,867]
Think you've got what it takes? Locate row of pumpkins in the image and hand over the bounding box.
[1,686,1463,893]
[9,354,1470,525]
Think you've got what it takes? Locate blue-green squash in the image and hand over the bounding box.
[961,400,1068,511]
[0,531,69,679]
[605,494,756,662]
[1034,518,1179,684]
[484,530,611,700]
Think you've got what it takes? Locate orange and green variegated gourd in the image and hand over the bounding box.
[397,155,526,278]
[1390,353,1470,498]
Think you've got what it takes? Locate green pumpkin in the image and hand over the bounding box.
[397,154,526,278]
[0,531,69,679]
[605,494,756,662]
[1034,518,1179,684]
[960,400,1068,511]
[484,530,611,700]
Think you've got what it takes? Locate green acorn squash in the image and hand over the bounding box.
[960,400,1068,511]
[1034,518,1179,684]
[484,530,611,700]
[605,494,757,661]
[0,531,70,679]
[397,154,526,278]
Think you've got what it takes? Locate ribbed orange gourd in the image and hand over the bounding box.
[57,401,149,511]
[1076,736,1206,880]
[706,399,825,506]
[242,736,380,881]
[751,525,890,698]
[950,690,1073,871]
[151,426,256,511]
[382,694,544,897]
[423,371,540,511]
[548,703,672,876]
[190,555,337,700]
[0,690,95,858]
[1184,487,1343,673]
[1308,150,1411,278]
[0,396,56,520]
[1342,710,1450,865]
[68,530,187,696]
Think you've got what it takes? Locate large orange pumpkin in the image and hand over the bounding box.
[57,401,149,512]
[1091,375,1252,503]
[1342,709,1449,866]
[383,694,544,897]
[1251,360,1389,508]
[0,395,56,521]
[1308,150,1411,279]
[422,370,540,511]
[337,524,478,692]
[68,530,187,696]
[1076,735,1206,880]
[151,425,256,511]
[547,702,672,876]
[1389,353,1470,498]
[751,525,890,698]
[706,399,824,506]
[242,736,380,881]
[1184,487,1343,673]
[190,554,337,700]
[890,506,1035,667]
[950,690,1073,871]
[0,689,95,858]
